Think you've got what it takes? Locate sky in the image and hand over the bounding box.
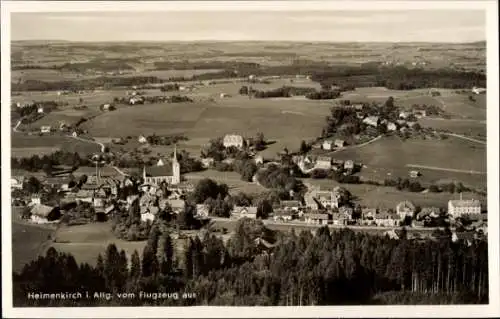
[11,10,486,43]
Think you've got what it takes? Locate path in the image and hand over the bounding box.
[333,135,383,153]
[13,120,22,133]
[442,133,486,145]
[405,164,486,175]
[68,134,106,152]
[110,166,130,177]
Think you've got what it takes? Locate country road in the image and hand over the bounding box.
[406,164,486,175]
[443,132,486,145]
[333,135,383,153]
[13,120,22,133]
[68,134,106,152]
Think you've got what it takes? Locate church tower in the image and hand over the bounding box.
[172,144,180,185]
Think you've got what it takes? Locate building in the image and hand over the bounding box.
[254,155,264,165]
[448,198,481,218]
[138,135,148,144]
[40,126,51,134]
[196,204,210,218]
[279,200,302,212]
[375,211,399,227]
[167,199,186,214]
[37,106,44,113]
[335,139,346,148]
[396,201,416,220]
[304,193,320,210]
[339,206,354,221]
[143,146,181,186]
[201,158,215,168]
[409,170,421,178]
[315,156,332,170]
[315,190,338,209]
[30,204,61,224]
[344,160,354,171]
[417,207,441,220]
[322,140,334,150]
[220,93,230,98]
[472,87,486,95]
[232,206,258,219]
[387,122,397,131]
[223,134,244,148]
[273,209,294,222]
[11,176,24,190]
[362,208,377,221]
[140,207,157,222]
[399,111,411,119]
[363,116,379,127]
[304,213,329,225]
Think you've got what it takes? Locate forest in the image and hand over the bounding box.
[13,219,488,306]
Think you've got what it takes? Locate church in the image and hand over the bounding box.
[142,146,181,185]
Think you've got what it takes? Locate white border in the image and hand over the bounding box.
[1,1,499,318]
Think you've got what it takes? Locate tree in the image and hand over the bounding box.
[299,140,310,154]
[256,199,273,219]
[159,233,174,275]
[141,245,159,278]
[129,250,141,280]
[23,176,42,194]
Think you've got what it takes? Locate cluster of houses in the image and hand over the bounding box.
[292,154,356,175]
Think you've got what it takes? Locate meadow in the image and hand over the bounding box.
[12,222,55,273]
[11,134,101,157]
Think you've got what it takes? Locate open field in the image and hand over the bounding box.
[418,118,486,137]
[435,94,487,120]
[12,222,55,273]
[330,135,486,189]
[184,169,266,194]
[11,134,101,156]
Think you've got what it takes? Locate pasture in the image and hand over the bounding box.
[330,135,487,189]
[184,169,266,195]
[418,118,486,137]
[12,222,55,273]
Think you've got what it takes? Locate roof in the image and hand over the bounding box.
[167,199,186,209]
[233,206,258,214]
[104,205,115,214]
[31,204,56,217]
[335,139,345,144]
[449,199,481,208]
[363,116,379,123]
[376,211,398,219]
[397,201,416,211]
[316,156,332,163]
[468,213,488,221]
[145,165,173,177]
[304,213,329,220]
[273,209,294,216]
[223,134,244,144]
[316,191,334,201]
[331,213,346,220]
[280,200,301,208]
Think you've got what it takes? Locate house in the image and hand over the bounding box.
[11,176,25,190]
[315,156,332,170]
[37,106,44,113]
[232,206,258,219]
[361,208,377,222]
[140,207,156,222]
[409,170,421,178]
[399,111,411,119]
[220,93,230,98]
[273,209,294,222]
[331,212,349,226]
[129,96,145,105]
[363,116,379,127]
[40,126,52,134]
[304,193,320,210]
[279,200,302,212]
[315,190,338,209]
[142,147,181,186]
[344,160,355,171]
[396,201,416,219]
[335,139,346,148]
[223,134,244,148]
[448,198,481,218]
[71,131,78,137]
[201,158,215,168]
[196,204,209,218]
[167,199,186,214]
[322,140,334,150]
[472,87,486,95]
[102,104,112,111]
[414,110,427,118]
[417,207,441,220]
[375,211,399,227]
[30,194,42,206]
[254,155,264,165]
[30,204,61,224]
[138,135,148,144]
[304,213,329,225]
[387,122,397,131]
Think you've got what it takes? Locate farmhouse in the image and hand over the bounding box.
[322,140,334,150]
[363,116,379,127]
[196,204,210,218]
[315,156,332,170]
[375,211,399,227]
[331,213,348,226]
[201,158,215,168]
[387,122,397,131]
[396,201,416,219]
[143,147,180,186]
[304,193,320,210]
[40,126,52,134]
[362,208,377,221]
[140,207,158,222]
[30,204,61,224]
[409,170,421,178]
[448,199,481,218]
[315,190,338,209]
[339,206,354,221]
[399,111,411,119]
[129,96,145,105]
[279,200,302,212]
[344,160,355,171]
[273,209,295,222]
[138,135,148,144]
[167,199,186,214]
[232,206,258,219]
[37,106,44,114]
[223,134,244,148]
[417,207,441,220]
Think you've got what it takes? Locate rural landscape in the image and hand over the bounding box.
[9,12,489,308]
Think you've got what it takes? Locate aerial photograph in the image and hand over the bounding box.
[8,8,489,307]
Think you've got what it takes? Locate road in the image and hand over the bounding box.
[442,132,486,145]
[68,134,106,152]
[333,135,383,153]
[405,164,486,175]
[13,120,22,133]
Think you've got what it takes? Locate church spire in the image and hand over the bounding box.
[173,144,178,162]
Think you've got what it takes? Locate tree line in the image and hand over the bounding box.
[13,219,488,306]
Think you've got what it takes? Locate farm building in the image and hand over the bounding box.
[331,213,348,226]
[448,198,481,218]
[140,207,158,222]
[322,140,334,150]
[396,201,416,219]
[30,204,61,224]
[37,106,44,113]
[40,126,52,133]
[232,206,258,219]
[339,206,354,220]
[375,211,399,227]
[223,134,244,148]
[201,158,215,168]
[279,200,302,212]
[387,122,397,131]
[196,204,209,218]
[304,192,320,210]
[409,170,421,178]
[273,209,295,222]
[219,93,230,98]
[315,190,339,209]
[344,160,355,170]
[363,116,379,127]
[71,131,78,137]
[399,111,411,119]
[138,135,148,143]
[361,208,377,222]
[417,207,441,220]
[254,155,264,165]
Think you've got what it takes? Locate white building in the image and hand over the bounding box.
[448,199,481,217]
[396,201,416,220]
[472,87,486,95]
[223,134,244,148]
[143,146,181,186]
[322,140,334,150]
[138,135,148,144]
[11,176,24,190]
[387,122,397,131]
[40,126,51,134]
[363,116,379,127]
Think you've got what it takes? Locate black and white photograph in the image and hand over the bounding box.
[1,1,499,318]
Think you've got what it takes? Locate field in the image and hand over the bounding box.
[184,170,266,195]
[12,222,55,273]
[11,134,101,157]
[330,135,486,189]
